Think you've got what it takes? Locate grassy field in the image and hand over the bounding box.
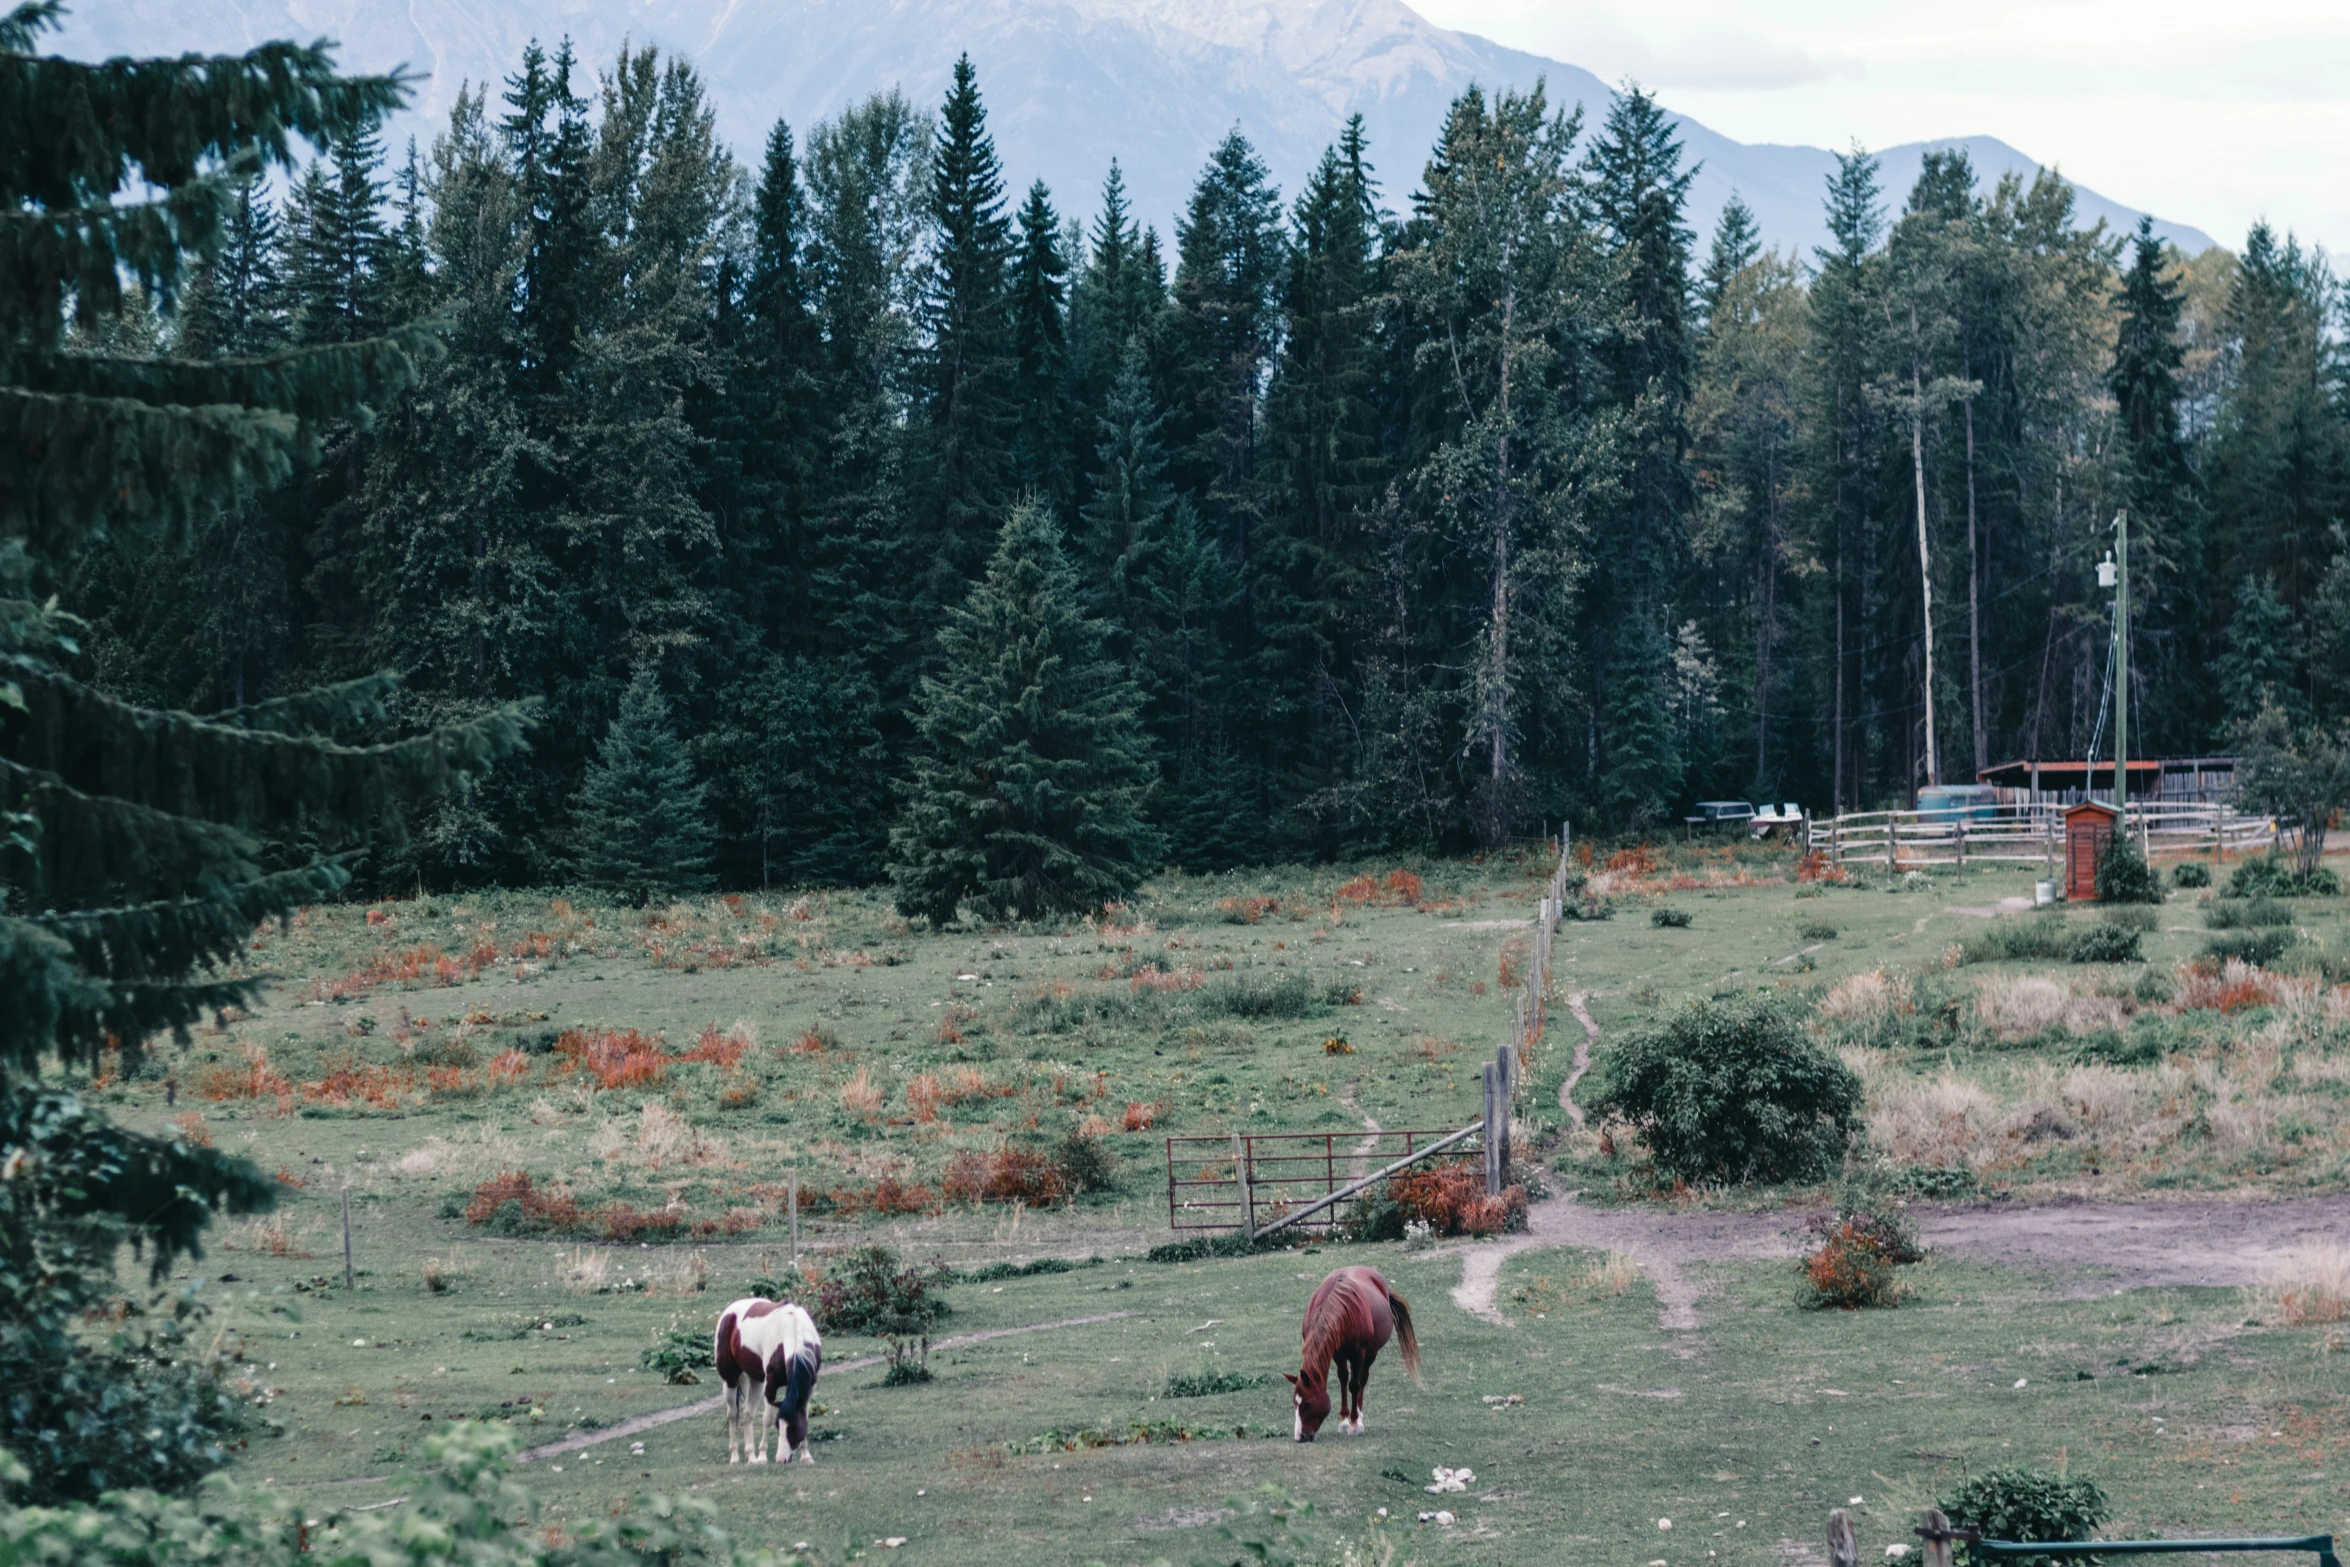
[79,840,2350,1562]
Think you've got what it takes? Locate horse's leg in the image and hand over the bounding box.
[749,1377,771,1464]
[724,1378,741,1463]
[1335,1351,1359,1434]
[1353,1345,1380,1434]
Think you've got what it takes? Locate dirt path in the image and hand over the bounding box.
[1338,1077,1382,1179]
[1447,1192,2350,1344]
[515,1310,1142,1464]
[1557,992,1598,1130]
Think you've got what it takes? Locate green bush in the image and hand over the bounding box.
[641,1326,711,1384]
[1797,1203,1924,1310]
[0,1424,780,1565]
[1942,1467,2109,1567]
[813,1245,951,1376]
[1050,1127,1120,1194]
[2095,836,2163,904]
[2098,904,2159,931]
[2170,861,2211,889]
[2206,895,2294,929]
[1651,907,1692,928]
[1588,993,1862,1186]
[2227,855,2342,898]
[1207,971,1313,1019]
[1164,1368,1271,1398]
[1959,915,2070,964]
[2065,924,2142,964]
[1798,921,1839,941]
[2203,929,2298,967]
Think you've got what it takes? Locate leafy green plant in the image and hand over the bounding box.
[1587,992,1862,1186]
[2203,929,2298,966]
[2098,904,2159,932]
[1207,971,1314,1019]
[2065,924,2143,964]
[2227,853,2343,899]
[2206,895,2294,929]
[1942,1467,2109,1567]
[641,1326,712,1384]
[1651,907,1692,928]
[0,1423,787,1565]
[2170,861,2211,888]
[1959,916,2071,964]
[813,1245,951,1377]
[2094,835,2162,904]
[1798,921,1839,941]
[1797,1202,1924,1309]
[1163,1368,1271,1398]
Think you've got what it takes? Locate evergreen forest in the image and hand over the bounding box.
[62,38,2350,899]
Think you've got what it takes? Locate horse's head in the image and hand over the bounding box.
[1281,1370,1330,1441]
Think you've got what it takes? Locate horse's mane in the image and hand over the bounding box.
[1300,1276,1360,1371]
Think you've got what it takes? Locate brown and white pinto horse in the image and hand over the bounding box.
[1283,1265,1418,1441]
[714,1297,823,1464]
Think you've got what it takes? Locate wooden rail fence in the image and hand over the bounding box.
[1809,801,2277,874]
[1164,836,1576,1238]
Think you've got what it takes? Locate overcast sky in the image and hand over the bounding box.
[1417,0,2348,260]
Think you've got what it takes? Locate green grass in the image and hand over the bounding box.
[67,842,2350,1558]
[182,1235,2348,1563]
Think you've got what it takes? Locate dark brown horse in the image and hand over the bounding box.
[1283,1265,1419,1440]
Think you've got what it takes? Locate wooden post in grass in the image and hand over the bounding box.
[1494,1046,1513,1178]
[1232,1131,1255,1242]
[1481,1064,1501,1195]
[788,1168,799,1269]
[341,1185,354,1292]
[1920,1507,1955,1567]
[1827,1508,1858,1567]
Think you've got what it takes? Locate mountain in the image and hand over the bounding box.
[47,0,2217,258]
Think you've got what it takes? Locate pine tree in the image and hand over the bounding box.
[2217,573,2303,724]
[916,54,1015,593]
[0,2,522,1503]
[1256,120,1384,831]
[574,670,716,902]
[1586,83,1698,824]
[176,181,282,357]
[1698,192,1760,328]
[709,653,888,888]
[1167,129,1287,537]
[1068,159,1163,416]
[1007,179,1072,511]
[890,500,1161,924]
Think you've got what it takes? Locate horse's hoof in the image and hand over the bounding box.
[749,1454,767,1465]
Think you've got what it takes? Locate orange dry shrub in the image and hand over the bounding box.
[310,944,460,1002]
[937,1067,1013,1106]
[1387,1162,1523,1236]
[790,1029,828,1055]
[838,1067,885,1119]
[943,1146,1068,1206]
[865,1175,936,1215]
[722,1207,765,1234]
[684,1022,753,1068]
[169,1112,213,1147]
[198,1044,290,1102]
[718,1075,761,1110]
[1218,895,1279,925]
[464,1170,581,1232]
[1121,1101,1159,1132]
[598,1202,684,1242]
[1605,845,1657,878]
[556,1027,668,1089]
[1335,874,1380,904]
[937,1004,978,1044]
[2175,959,2302,1014]
[907,1073,944,1123]
[427,1065,483,1098]
[1384,869,1423,905]
[489,1049,533,1087]
[1131,966,1203,994]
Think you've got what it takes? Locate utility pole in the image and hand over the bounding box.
[2115,511,2129,815]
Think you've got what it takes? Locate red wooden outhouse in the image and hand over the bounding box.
[2063,800,2120,901]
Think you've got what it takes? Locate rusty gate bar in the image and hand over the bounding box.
[1165,1127,1475,1234]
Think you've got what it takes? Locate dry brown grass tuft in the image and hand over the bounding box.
[2260,1242,2350,1325]
[839,1066,884,1119]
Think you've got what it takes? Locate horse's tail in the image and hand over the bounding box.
[1387,1284,1421,1382]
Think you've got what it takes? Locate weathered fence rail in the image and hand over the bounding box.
[1163,836,1576,1237]
[1810,802,2278,873]
[1831,1507,2339,1567]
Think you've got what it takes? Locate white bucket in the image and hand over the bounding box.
[2034,879,2059,906]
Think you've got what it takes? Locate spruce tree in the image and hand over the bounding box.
[1167,130,1287,531]
[916,54,1015,594]
[890,500,1161,924]
[1007,179,1072,511]
[1698,192,1760,328]
[2218,573,2303,723]
[0,2,523,1503]
[574,670,716,903]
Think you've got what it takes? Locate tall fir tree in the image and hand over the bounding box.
[0,1,523,1503]
[1007,179,1072,512]
[1167,129,1287,548]
[890,500,1161,923]
[916,54,1015,597]
[573,669,717,902]
[1585,83,1697,826]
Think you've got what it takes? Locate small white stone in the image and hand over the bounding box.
[883,1539,906,1549]
[1851,1496,1865,1506]
[1376,1508,1388,1518]
[1659,1518,1674,1531]
[351,1339,367,1347]
[1434,1511,1455,1526]
[1888,1545,1913,1559]
[2014,1378,2028,1388]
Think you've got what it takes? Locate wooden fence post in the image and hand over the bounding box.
[341,1185,354,1292]
[1919,1507,1955,1567]
[788,1168,799,1269]
[1887,815,1899,875]
[1481,1064,1500,1195]
[1495,1046,1512,1178]
[1827,1507,1858,1567]
[1232,1131,1255,1242]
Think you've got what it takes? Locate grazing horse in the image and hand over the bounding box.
[1283,1265,1418,1441]
[714,1297,823,1464]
